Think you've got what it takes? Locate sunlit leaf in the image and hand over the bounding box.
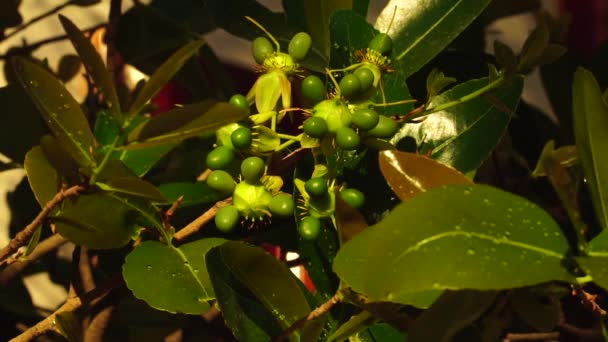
[12,57,96,168]
[379,150,471,201]
[333,184,574,304]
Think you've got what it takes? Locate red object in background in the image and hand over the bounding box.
[150,81,192,116]
[262,244,316,293]
[561,0,608,58]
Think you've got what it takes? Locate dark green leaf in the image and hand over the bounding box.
[96,176,166,202]
[572,67,608,230]
[517,23,549,73]
[158,182,224,206]
[122,238,226,314]
[128,39,205,116]
[373,60,415,116]
[117,143,177,177]
[50,193,141,249]
[379,150,472,201]
[40,134,82,184]
[356,322,406,342]
[24,146,59,206]
[494,40,517,75]
[537,44,566,67]
[426,68,456,100]
[304,0,356,58]
[56,54,82,82]
[333,184,574,304]
[12,57,96,168]
[212,242,311,334]
[59,15,122,120]
[407,290,498,342]
[327,310,376,342]
[94,109,121,146]
[125,102,248,149]
[531,140,578,178]
[375,0,492,77]
[54,311,82,342]
[392,76,524,173]
[22,225,42,258]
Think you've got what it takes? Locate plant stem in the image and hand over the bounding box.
[327,63,364,73]
[89,135,121,185]
[277,133,301,141]
[172,198,232,243]
[275,139,298,152]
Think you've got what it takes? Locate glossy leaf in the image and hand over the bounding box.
[96,176,166,203]
[12,57,96,168]
[327,310,376,342]
[375,0,492,77]
[128,39,205,116]
[125,102,247,149]
[24,146,59,207]
[210,242,311,334]
[333,184,574,304]
[379,150,471,201]
[158,182,224,206]
[572,67,608,230]
[59,15,122,120]
[50,193,141,249]
[117,143,177,177]
[392,76,524,173]
[122,238,226,314]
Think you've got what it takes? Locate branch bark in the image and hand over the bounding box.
[274,292,341,342]
[172,198,232,243]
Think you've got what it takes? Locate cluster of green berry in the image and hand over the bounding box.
[206,19,397,240]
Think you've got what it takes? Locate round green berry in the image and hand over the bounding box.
[231,127,252,149]
[252,37,275,64]
[215,205,240,232]
[207,170,236,194]
[351,108,379,131]
[305,177,328,197]
[339,73,361,98]
[354,67,375,92]
[228,94,249,112]
[206,146,235,170]
[269,193,295,217]
[298,216,321,240]
[301,75,326,104]
[288,32,312,62]
[367,115,398,139]
[241,156,265,184]
[340,188,365,208]
[335,127,360,150]
[303,116,328,138]
[368,33,393,55]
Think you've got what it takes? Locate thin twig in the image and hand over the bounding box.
[503,331,559,341]
[2,2,72,41]
[0,235,68,286]
[163,196,184,231]
[0,185,85,264]
[172,198,232,243]
[274,292,341,342]
[572,287,607,317]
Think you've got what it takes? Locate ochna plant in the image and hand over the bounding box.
[2,0,608,341]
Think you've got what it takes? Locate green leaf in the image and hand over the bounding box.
[407,290,498,342]
[426,68,456,100]
[122,238,226,314]
[517,22,549,73]
[59,15,122,120]
[128,39,205,116]
[378,150,471,201]
[375,0,492,77]
[12,57,96,168]
[531,140,578,178]
[96,176,166,203]
[125,102,248,149]
[118,143,177,177]
[572,67,608,230]
[328,310,376,342]
[40,135,82,185]
[94,109,121,146]
[493,40,517,75]
[333,184,574,304]
[391,76,524,173]
[356,323,406,342]
[24,146,59,206]
[158,182,224,206]
[210,242,311,334]
[50,193,141,249]
[304,0,355,59]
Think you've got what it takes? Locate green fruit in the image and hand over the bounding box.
[305,177,328,197]
[207,170,236,194]
[351,108,379,131]
[206,146,235,170]
[335,127,360,150]
[252,37,275,64]
[229,94,249,112]
[368,33,393,55]
[312,99,351,133]
[269,193,295,217]
[339,73,361,98]
[302,75,326,104]
[340,188,365,208]
[231,127,252,149]
[303,116,328,138]
[298,216,321,240]
[354,67,375,92]
[241,156,265,184]
[215,205,240,232]
[233,182,273,220]
[288,32,312,62]
[367,115,398,138]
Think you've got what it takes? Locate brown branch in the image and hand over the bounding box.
[274,292,341,342]
[2,2,72,41]
[503,332,560,341]
[572,287,607,317]
[9,274,123,342]
[557,322,604,340]
[0,185,85,263]
[83,305,114,342]
[163,196,184,231]
[0,235,68,286]
[172,198,232,243]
